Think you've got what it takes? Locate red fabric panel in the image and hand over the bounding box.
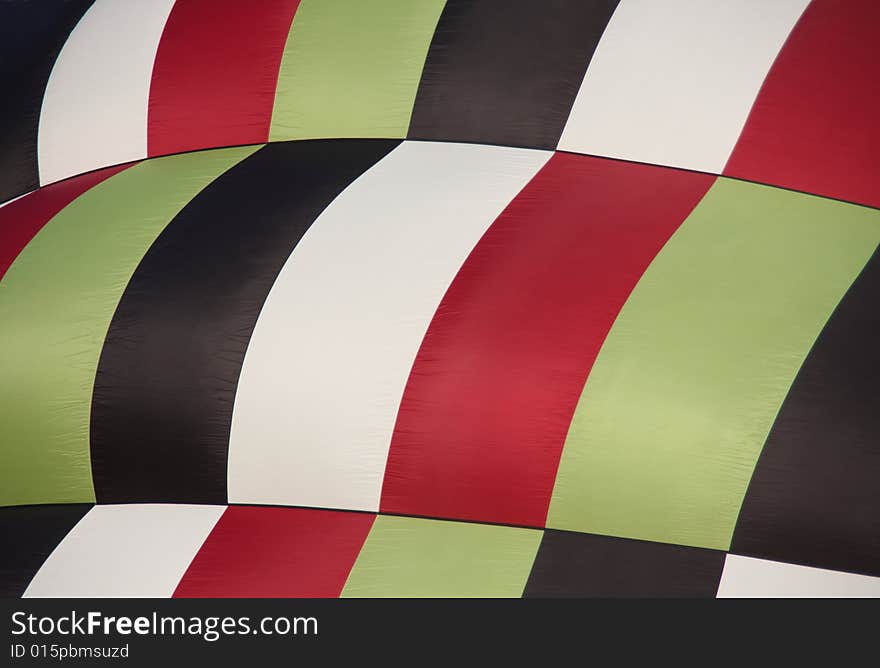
[0,163,130,281]
[147,0,301,157]
[380,153,714,528]
[173,506,375,598]
[724,0,880,208]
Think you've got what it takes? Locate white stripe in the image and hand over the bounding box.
[0,191,32,210]
[717,555,880,598]
[228,141,551,512]
[37,0,176,185]
[558,0,809,173]
[23,504,223,598]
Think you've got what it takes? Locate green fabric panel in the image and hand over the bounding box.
[548,178,880,551]
[0,146,258,506]
[341,515,541,597]
[269,0,446,141]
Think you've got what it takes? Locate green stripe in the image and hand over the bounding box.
[0,146,258,506]
[342,515,541,597]
[269,0,446,141]
[548,178,880,550]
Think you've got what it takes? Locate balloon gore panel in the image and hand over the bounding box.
[90,140,398,505]
[0,504,91,598]
[174,506,375,598]
[0,147,256,507]
[524,530,725,598]
[0,0,94,202]
[148,0,301,156]
[381,154,713,527]
[407,0,620,149]
[724,0,880,208]
[732,248,880,577]
[549,180,880,550]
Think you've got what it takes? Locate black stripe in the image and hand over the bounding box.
[406,0,619,150]
[0,0,94,202]
[90,139,399,504]
[523,530,725,598]
[731,248,880,577]
[0,504,91,597]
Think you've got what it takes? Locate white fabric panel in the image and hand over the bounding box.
[557,0,810,173]
[228,141,551,512]
[24,504,223,598]
[37,0,176,185]
[717,555,880,598]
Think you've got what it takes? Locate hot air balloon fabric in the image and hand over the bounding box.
[1,0,878,598]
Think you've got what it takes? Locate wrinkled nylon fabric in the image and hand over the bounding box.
[549,179,880,550]
[0,147,257,506]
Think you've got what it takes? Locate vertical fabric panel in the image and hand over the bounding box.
[0,163,129,281]
[407,0,620,149]
[380,154,713,527]
[724,0,880,209]
[269,0,446,142]
[90,140,398,505]
[341,515,541,597]
[0,146,256,507]
[524,530,725,598]
[548,179,880,551]
[23,504,224,598]
[228,141,550,512]
[174,506,375,598]
[731,249,880,577]
[0,504,92,598]
[557,0,809,173]
[37,0,176,185]
[148,0,301,157]
[0,0,94,202]
[717,555,880,598]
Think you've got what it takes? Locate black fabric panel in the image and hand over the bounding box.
[406,0,619,150]
[523,530,725,598]
[731,249,880,577]
[90,139,399,504]
[0,504,91,597]
[0,0,94,203]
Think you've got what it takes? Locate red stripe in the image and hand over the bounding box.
[147,0,301,157]
[173,506,374,598]
[0,164,130,281]
[380,153,714,528]
[724,0,880,209]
